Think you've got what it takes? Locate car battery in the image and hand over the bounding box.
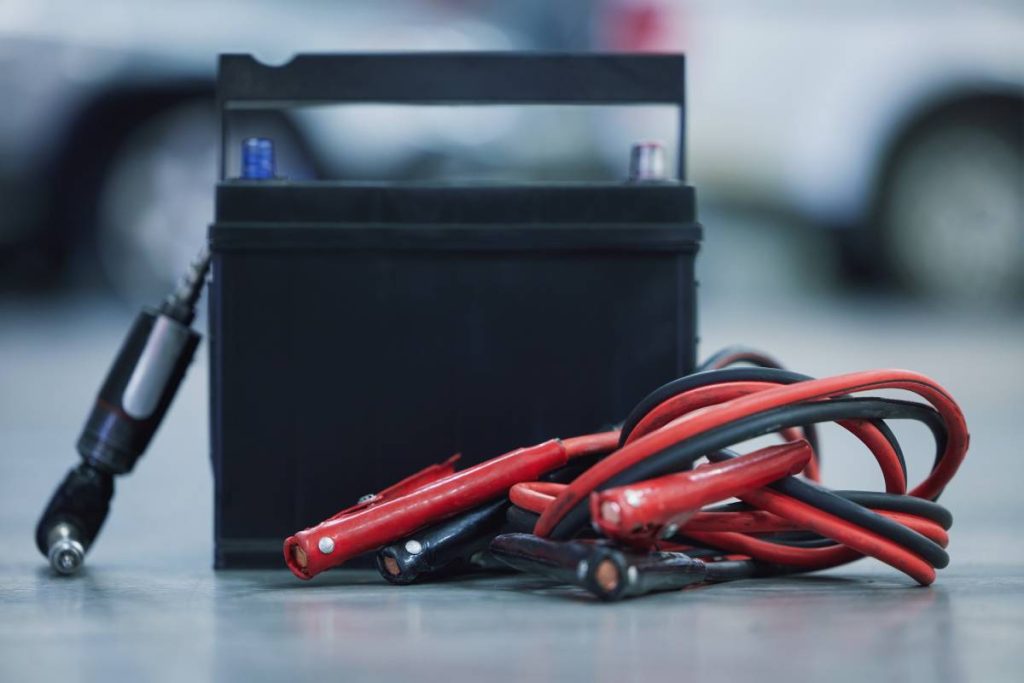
[208,53,701,568]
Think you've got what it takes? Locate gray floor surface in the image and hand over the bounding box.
[2,214,1023,681]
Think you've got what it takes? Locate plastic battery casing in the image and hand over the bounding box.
[208,53,700,567]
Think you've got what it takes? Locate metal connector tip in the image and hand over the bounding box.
[628,142,667,182]
[48,539,85,576]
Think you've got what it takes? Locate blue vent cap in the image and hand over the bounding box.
[241,138,275,180]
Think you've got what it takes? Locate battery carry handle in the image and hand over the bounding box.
[216,52,686,179]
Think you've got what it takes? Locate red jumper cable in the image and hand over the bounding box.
[284,434,618,579]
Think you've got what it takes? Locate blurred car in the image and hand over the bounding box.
[0,0,535,298]
[5,0,1020,303]
[594,0,1024,301]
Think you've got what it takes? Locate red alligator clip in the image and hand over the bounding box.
[590,440,812,544]
[284,439,570,579]
[324,454,462,522]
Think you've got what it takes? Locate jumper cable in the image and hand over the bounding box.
[284,348,969,596]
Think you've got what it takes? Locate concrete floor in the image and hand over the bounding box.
[2,212,1023,681]
[3,566,1022,682]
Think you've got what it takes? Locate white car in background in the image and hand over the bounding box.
[594,0,1024,301]
[2,0,1020,302]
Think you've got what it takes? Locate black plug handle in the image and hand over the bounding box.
[76,308,199,475]
[35,248,209,575]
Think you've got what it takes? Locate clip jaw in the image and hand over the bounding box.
[590,441,813,544]
[489,534,709,601]
[375,498,509,585]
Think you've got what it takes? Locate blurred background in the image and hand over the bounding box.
[0,0,1021,302]
[1,0,1022,570]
